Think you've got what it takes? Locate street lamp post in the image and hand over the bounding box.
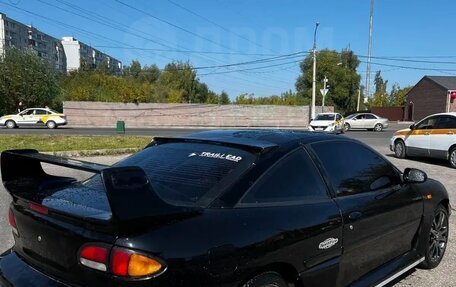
[311,22,320,120]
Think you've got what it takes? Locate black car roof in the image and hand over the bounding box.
[153,129,343,153]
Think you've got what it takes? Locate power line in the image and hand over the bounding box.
[96,46,277,57]
[24,0,294,88]
[166,0,272,52]
[115,0,240,53]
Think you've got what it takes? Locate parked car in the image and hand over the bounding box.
[308,112,345,133]
[391,112,456,168]
[1,130,450,287]
[0,108,67,129]
[344,113,389,132]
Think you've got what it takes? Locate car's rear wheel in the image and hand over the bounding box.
[46,120,56,129]
[242,271,288,287]
[419,204,449,269]
[394,140,406,158]
[344,123,350,132]
[5,120,16,129]
[374,123,383,132]
[449,147,456,168]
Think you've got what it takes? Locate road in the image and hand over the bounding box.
[0,123,403,145]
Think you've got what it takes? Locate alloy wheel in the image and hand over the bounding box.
[450,149,456,168]
[394,141,404,158]
[374,123,383,132]
[428,209,448,263]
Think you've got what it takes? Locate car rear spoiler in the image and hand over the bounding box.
[1,149,201,227]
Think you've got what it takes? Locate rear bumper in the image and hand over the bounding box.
[0,250,69,287]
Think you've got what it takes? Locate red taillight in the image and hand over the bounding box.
[8,209,18,236]
[28,202,48,215]
[79,245,165,278]
[79,245,109,272]
[111,248,131,276]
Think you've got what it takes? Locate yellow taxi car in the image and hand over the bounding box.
[0,108,67,129]
[390,112,456,168]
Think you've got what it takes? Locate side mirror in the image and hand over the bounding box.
[409,124,415,130]
[403,168,427,183]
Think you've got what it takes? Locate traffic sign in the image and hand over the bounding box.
[320,89,328,97]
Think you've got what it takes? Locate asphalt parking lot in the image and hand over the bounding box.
[0,127,454,286]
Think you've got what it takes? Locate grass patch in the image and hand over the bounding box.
[0,135,152,153]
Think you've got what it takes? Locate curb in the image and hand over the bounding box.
[42,147,140,157]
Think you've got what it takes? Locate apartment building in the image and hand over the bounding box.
[0,13,66,71]
[0,13,121,74]
[61,36,122,75]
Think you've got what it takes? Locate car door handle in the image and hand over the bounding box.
[348,211,363,221]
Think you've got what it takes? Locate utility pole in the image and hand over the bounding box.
[365,0,374,101]
[311,22,320,120]
[357,89,361,111]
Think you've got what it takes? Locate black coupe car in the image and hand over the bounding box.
[0,130,450,287]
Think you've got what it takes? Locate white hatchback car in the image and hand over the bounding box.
[390,112,456,168]
[0,108,67,129]
[308,112,345,133]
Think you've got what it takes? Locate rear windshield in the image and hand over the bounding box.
[315,114,335,121]
[84,142,256,207]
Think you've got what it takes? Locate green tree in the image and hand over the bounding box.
[138,64,160,84]
[0,48,60,114]
[219,91,230,104]
[157,61,197,103]
[95,59,110,74]
[389,84,412,107]
[370,71,389,107]
[295,49,361,112]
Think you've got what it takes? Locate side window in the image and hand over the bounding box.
[415,116,438,130]
[336,114,342,121]
[35,110,47,115]
[356,114,365,120]
[435,116,456,129]
[240,149,328,204]
[365,114,376,119]
[311,141,400,196]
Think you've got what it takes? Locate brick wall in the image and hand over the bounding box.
[405,78,447,121]
[63,101,334,128]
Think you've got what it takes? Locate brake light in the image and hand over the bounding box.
[111,247,164,278]
[28,202,48,215]
[8,209,18,236]
[111,248,130,276]
[79,245,109,272]
[78,245,165,278]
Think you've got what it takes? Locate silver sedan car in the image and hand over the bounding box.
[344,113,389,132]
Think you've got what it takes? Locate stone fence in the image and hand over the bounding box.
[63,101,334,128]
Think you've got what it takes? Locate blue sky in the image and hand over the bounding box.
[1,0,455,98]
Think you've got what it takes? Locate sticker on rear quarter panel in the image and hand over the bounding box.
[318,238,339,249]
[188,152,243,162]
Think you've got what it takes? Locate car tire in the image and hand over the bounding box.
[242,271,288,287]
[419,204,449,269]
[344,123,350,132]
[46,120,57,129]
[394,140,406,158]
[374,123,383,132]
[449,147,456,168]
[5,120,16,129]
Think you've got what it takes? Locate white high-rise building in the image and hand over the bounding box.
[61,36,122,75]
